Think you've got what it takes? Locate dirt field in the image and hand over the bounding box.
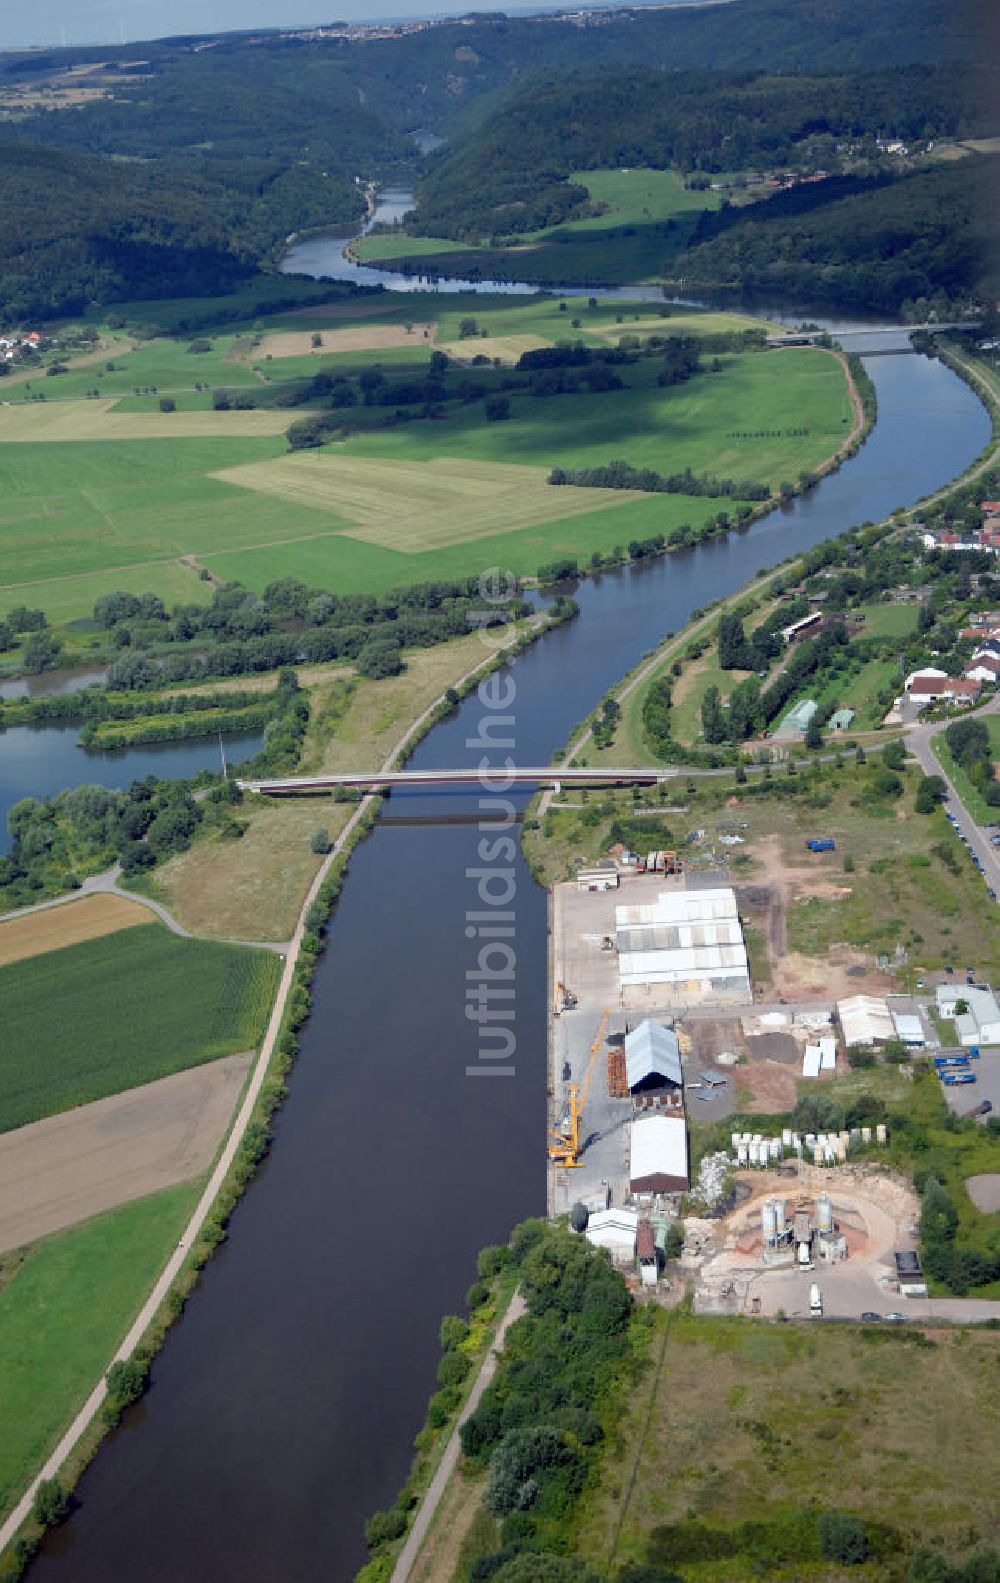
[739,835,896,999]
[254,322,436,358]
[212,453,626,550]
[0,1052,250,1254]
[409,1469,490,1583]
[0,893,153,968]
[966,1173,1000,1212]
[437,333,551,364]
[0,400,299,443]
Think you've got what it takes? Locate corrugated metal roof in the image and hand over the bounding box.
[618,944,749,986]
[837,994,894,1046]
[625,1020,682,1090]
[629,1115,689,1188]
[636,1219,656,1260]
[615,888,738,929]
[892,1013,924,1044]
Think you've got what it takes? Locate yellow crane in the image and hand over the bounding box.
[549,1007,609,1168]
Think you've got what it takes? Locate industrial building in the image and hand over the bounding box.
[584,1207,638,1262]
[625,1021,683,1094]
[615,888,751,1006]
[837,994,894,1047]
[576,860,620,892]
[629,1113,690,1194]
[937,984,1000,1046]
[891,1010,925,1047]
[894,1250,928,1298]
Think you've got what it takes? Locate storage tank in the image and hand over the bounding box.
[731,1132,742,1150]
[774,1198,787,1237]
[861,1126,872,1144]
[761,1200,777,1243]
[782,1128,793,1148]
[816,1195,833,1234]
[737,1144,748,1167]
[769,1140,781,1161]
[747,1141,758,1167]
[876,1123,887,1144]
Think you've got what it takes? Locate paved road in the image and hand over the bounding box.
[906,696,1000,897]
[390,1292,526,1583]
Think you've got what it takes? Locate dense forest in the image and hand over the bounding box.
[412,64,991,241]
[0,0,990,317]
[669,154,1000,314]
[0,144,364,320]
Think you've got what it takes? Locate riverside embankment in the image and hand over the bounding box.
[18,327,991,1583]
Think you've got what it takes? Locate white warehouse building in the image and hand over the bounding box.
[615,887,751,1006]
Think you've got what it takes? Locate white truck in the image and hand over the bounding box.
[809,1282,823,1316]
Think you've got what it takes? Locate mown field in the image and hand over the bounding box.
[0,1184,200,1524]
[574,1312,1000,1580]
[0,924,279,1131]
[0,337,847,621]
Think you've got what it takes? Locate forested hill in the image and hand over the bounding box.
[669,154,1000,315]
[411,65,991,241]
[0,145,363,321]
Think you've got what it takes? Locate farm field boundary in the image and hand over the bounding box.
[0,1053,251,1254]
[0,892,152,967]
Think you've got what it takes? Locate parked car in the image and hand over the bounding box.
[860,1311,882,1322]
[884,1312,907,1323]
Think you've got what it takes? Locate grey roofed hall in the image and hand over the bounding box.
[625,1020,683,1093]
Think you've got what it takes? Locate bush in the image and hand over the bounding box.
[437,1349,471,1388]
[817,1510,867,1565]
[466,1280,489,1310]
[485,395,511,422]
[477,1244,509,1279]
[159,396,176,413]
[310,827,332,855]
[440,1314,469,1351]
[32,1479,69,1528]
[364,1508,407,1548]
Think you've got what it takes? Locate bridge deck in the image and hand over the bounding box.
[239,766,677,794]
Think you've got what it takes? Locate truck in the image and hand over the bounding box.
[806,838,836,853]
[810,1283,823,1316]
[934,1055,970,1070]
[942,1071,977,1086]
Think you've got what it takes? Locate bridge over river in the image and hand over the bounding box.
[239,766,678,794]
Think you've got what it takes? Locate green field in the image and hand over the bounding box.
[0,925,279,1131]
[576,1312,1000,1579]
[357,167,723,285]
[0,1184,200,1523]
[855,601,921,638]
[5,335,259,406]
[0,341,848,621]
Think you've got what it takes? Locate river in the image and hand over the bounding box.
[20,237,992,1580]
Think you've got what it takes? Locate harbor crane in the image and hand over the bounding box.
[549,1008,609,1168]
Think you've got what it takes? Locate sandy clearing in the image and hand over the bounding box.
[0,892,153,967]
[255,322,436,358]
[966,1174,1000,1213]
[0,399,298,442]
[0,1052,251,1254]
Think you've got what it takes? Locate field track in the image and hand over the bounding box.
[0,893,153,968]
[211,452,630,551]
[0,1053,251,1254]
[0,400,297,442]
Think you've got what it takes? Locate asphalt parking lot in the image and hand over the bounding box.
[940,1046,1000,1119]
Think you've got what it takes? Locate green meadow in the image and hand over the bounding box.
[356,166,723,284]
[0,925,278,1131]
[0,1185,200,1523]
[0,335,849,620]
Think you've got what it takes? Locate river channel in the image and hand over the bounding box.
[22,231,991,1579]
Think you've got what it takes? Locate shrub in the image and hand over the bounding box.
[440,1314,469,1350]
[817,1510,867,1565]
[310,827,333,855]
[159,396,176,413]
[33,1479,69,1528]
[364,1508,407,1548]
[466,1280,489,1310]
[437,1350,471,1388]
[477,1244,509,1279]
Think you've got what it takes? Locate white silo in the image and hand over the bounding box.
[861,1126,872,1144]
[762,1200,777,1244]
[782,1128,793,1148]
[774,1198,787,1238]
[876,1123,887,1144]
[816,1193,833,1234]
[737,1144,748,1167]
[731,1132,742,1150]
